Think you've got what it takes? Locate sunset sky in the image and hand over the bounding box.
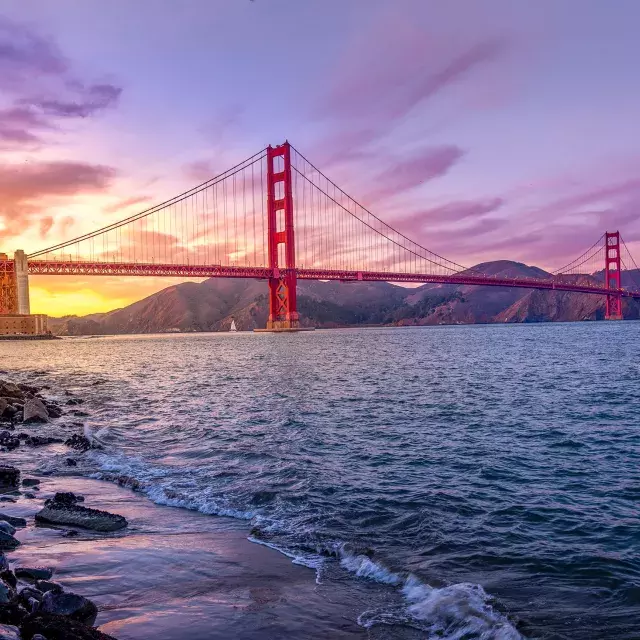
[1,0,640,316]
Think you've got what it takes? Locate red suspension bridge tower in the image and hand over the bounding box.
[605,231,623,321]
[264,142,301,331]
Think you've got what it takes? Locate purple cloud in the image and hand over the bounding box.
[367,145,465,202]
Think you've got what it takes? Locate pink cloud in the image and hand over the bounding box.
[103,195,152,215]
[366,146,464,202]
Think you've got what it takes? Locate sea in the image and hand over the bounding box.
[2,322,639,639]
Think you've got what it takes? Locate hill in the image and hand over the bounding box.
[48,261,640,335]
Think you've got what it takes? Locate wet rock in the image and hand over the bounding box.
[44,403,63,419]
[69,410,89,418]
[0,555,6,572]
[22,478,40,488]
[25,436,63,447]
[0,532,19,551]
[0,469,19,488]
[64,435,90,453]
[34,581,63,595]
[0,515,26,529]
[0,623,20,639]
[0,433,18,451]
[0,582,13,605]
[0,571,15,589]
[41,592,97,625]
[35,503,127,532]
[22,399,49,424]
[46,493,84,507]
[15,568,53,582]
[65,399,84,406]
[65,459,77,467]
[0,523,16,537]
[0,603,26,627]
[0,383,22,401]
[17,586,43,607]
[15,434,28,441]
[22,612,118,640]
[23,492,37,500]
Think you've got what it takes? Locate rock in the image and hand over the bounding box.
[69,410,89,418]
[17,586,43,607]
[0,469,19,488]
[0,533,19,551]
[0,515,25,529]
[25,436,63,447]
[65,399,84,406]
[65,459,77,467]
[22,479,40,488]
[0,433,18,451]
[0,603,26,627]
[15,568,53,582]
[41,592,97,625]
[44,403,63,419]
[0,384,22,401]
[46,493,84,507]
[0,556,6,572]
[0,571,15,589]
[0,582,13,605]
[22,399,49,424]
[34,581,63,595]
[22,612,118,640]
[0,623,20,639]
[35,503,126,533]
[0,401,6,418]
[23,493,37,500]
[0,523,15,537]
[62,531,78,538]
[64,436,91,453]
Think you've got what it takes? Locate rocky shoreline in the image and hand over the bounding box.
[0,379,126,640]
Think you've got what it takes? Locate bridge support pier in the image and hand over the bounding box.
[605,231,623,320]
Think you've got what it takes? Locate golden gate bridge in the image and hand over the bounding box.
[1,142,640,329]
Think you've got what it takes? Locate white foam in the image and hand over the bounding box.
[248,535,324,584]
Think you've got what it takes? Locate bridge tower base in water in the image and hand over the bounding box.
[259,142,310,332]
[605,231,623,321]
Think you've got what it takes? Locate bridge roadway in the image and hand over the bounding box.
[24,259,640,300]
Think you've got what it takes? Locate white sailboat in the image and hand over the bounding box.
[230,319,237,332]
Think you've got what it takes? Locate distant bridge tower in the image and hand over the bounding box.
[14,250,30,315]
[265,142,300,331]
[605,231,623,320]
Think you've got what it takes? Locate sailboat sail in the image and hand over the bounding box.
[230,320,237,332]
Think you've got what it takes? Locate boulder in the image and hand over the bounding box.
[46,493,83,507]
[44,403,63,419]
[23,493,37,500]
[22,478,40,488]
[0,582,13,605]
[22,399,49,424]
[66,399,84,406]
[21,612,118,640]
[0,384,22,401]
[65,459,78,467]
[0,555,6,573]
[0,515,26,529]
[0,469,19,488]
[0,533,19,551]
[64,435,91,452]
[0,623,20,640]
[41,592,97,625]
[69,411,89,418]
[0,434,19,451]
[15,568,53,582]
[34,580,63,595]
[0,572,15,589]
[0,523,15,537]
[16,586,43,608]
[35,503,126,533]
[0,603,26,627]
